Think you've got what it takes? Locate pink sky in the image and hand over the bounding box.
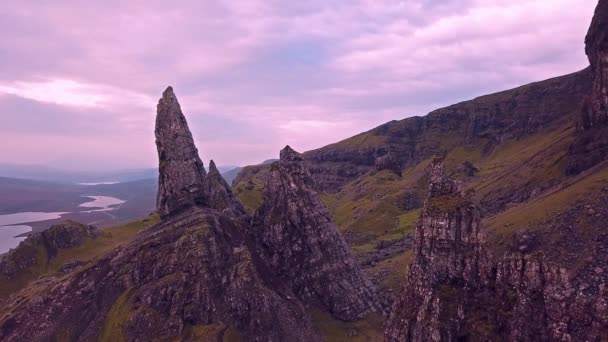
[0,0,597,170]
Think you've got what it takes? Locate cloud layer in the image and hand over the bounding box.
[0,0,596,170]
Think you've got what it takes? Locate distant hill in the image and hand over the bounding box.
[0,164,157,184]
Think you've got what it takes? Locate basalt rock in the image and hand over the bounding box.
[582,0,608,129]
[375,153,402,176]
[0,88,325,342]
[0,221,98,278]
[205,160,246,216]
[252,145,385,320]
[568,0,608,174]
[385,159,608,341]
[0,209,321,342]
[155,86,207,218]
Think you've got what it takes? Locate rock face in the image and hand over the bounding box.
[568,0,608,174]
[582,0,608,129]
[0,208,321,342]
[155,86,207,218]
[252,145,384,320]
[0,88,384,341]
[0,221,98,278]
[385,159,608,341]
[204,159,246,216]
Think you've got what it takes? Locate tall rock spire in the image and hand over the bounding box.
[252,146,385,320]
[155,86,207,219]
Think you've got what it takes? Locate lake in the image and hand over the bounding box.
[0,195,125,254]
[79,196,126,212]
[0,225,32,254]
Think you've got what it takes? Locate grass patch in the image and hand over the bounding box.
[311,308,384,342]
[233,180,264,214]
[486,164,608,252]
[100,288,134,342]
[397,209,421,235]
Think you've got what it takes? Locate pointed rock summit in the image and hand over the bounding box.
[252,146,384,320]
[155,86,207,218]
[205,159,246,216]
[385,159,608,341]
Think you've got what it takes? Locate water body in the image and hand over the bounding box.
[0,225,32,254]
[0,212,67,254]
[79,196,126,212]
[0,195,125,254]
[0,212,68,226]
[78,182,119,185]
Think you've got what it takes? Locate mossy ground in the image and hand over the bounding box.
[100,288,134,342]
[233,179,264,214]
[312,308,384,341]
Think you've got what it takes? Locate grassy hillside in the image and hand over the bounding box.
[0,214,159,301]
[232,68,602,297]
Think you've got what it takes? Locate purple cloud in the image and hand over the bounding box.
[0,0,596,169]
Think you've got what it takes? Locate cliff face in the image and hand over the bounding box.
[568,0,608,174]
[583,0,608,129]
[252,146,384,320]
[385,160,608,341]
[297,69,591,192]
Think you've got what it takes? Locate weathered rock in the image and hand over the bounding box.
[205,159,246,216]
[568,0,608,174]
[252,146,385,320]
[582,0,608,129]
[0,90,324,342]
[0,209,321,342]
[0,221,97,278]
[385,159,608,341]
[375,153,402,176]
[155,86,207,218]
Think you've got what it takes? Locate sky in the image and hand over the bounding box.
[0,0,597,170]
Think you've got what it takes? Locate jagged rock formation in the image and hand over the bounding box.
[205,159,246,216]
[155,86,208,218]
[582,0,608,129]
[0,208,321,341]
[568,0,608,174]
[0,87,387,341]
[0,221,97,278]
[385,160,608,341]
[0,89,325,342]
[252,145,384,320]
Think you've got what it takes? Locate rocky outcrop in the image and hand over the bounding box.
[582,0,608,129]
[0,208,321,342]
[385,159,608,341]
[155,86,207,218]
[375,153,402,176]
[0,221,97,278]
[205,160,246,216]
[252,145,385,320]
[0,88,326,342]
[568,0,608,174]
